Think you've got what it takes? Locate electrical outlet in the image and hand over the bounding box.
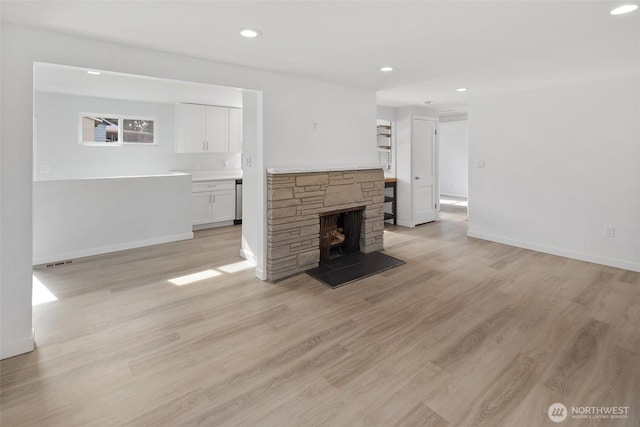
[39,164,51,174]
[244,156,252,167]
[476,160,485,168]
[604,226,616,238]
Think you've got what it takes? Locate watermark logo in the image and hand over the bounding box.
[548,403,568,423]
[547,403,630,422]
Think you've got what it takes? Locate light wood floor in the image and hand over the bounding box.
[1,213,639,426]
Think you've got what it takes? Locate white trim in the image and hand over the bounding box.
[33,232,193,265]
[79,113,158,146]
[239,247,256,263]
[396,219,414,228]
[0,329,35,360]
[467,230,640,273]
[122,115,158,145]
[439,119,469,125]
[255,267,267,281]
[192,221,234,231]
[79,113,123,146]
[440,193,468,199]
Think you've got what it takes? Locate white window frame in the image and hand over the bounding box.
[79,113,158,146]
[79,113,122,146]
[122,115,157,146]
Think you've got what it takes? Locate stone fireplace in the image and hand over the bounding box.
[266,168,385,281]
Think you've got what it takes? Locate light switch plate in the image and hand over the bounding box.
[604,226,615,238]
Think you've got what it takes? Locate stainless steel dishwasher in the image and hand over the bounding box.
[234,179,242,224]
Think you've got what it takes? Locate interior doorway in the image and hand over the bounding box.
[438,119,468,217]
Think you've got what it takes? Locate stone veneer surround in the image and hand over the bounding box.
[266,168,385,281]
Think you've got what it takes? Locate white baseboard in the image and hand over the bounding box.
[396,219,414,228]
[0,329,35,360]
[241,247,265,280]
[193,220,235,231]
[467,229,640,273]
[255,267,267,281]
[33,232,194,266]
[441,193,468,199]
[239,247,257,263]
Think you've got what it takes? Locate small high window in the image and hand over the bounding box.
[79,114,156,146]
[81,116,120,145]
[123,119,155,144]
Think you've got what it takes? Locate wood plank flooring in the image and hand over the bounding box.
[1,212,639,426]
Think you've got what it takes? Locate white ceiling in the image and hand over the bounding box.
[3,1,640,113]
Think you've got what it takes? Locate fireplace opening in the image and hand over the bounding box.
[319,207,365,262]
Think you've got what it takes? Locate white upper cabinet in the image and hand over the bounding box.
[176,103,207,153]
[175,103,241,153]
[205,105,229,153]
[228,107,243,153]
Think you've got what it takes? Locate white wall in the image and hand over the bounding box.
[0,23,377,358]
[468,77,640,272]
[34,92,240,180]
[240,90,264,277]
[33,174,193,264]
[262,78,376,169]
[439,113,468,123]
[439,121,468,198]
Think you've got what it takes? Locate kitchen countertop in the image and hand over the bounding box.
[34,172,191,182]
[173,170,243,182]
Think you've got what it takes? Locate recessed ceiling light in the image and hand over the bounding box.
[380,66,394,72]
[240,28,262,38]
[87,70,101,75]
[610,4,638,15]
[456,87,468,92]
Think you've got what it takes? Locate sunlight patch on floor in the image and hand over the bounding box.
[440,198,468,207]
[169,269,222,286]
[217,260,256,274]
[33,274,58,306]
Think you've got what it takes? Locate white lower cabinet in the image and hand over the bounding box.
[192,180,236,227]
[211,190,235,222]
[192,192,214,225]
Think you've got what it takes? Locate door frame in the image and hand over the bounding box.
[411,115,439,226]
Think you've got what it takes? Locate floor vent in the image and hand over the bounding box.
[46,260,73,268]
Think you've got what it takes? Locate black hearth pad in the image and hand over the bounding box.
[306,251,405,289]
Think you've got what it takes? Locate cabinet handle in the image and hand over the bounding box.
[211,194,215,204]
[203,141,206,151]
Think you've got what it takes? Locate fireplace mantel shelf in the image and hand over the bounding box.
[267,165,383,174]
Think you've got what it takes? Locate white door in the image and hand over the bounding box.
[192,192,212,225]
[228,108,243,153]
[211,190,236,222]
[205,106,229,152]
[412,117,438,225]
[176,104,206,153]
